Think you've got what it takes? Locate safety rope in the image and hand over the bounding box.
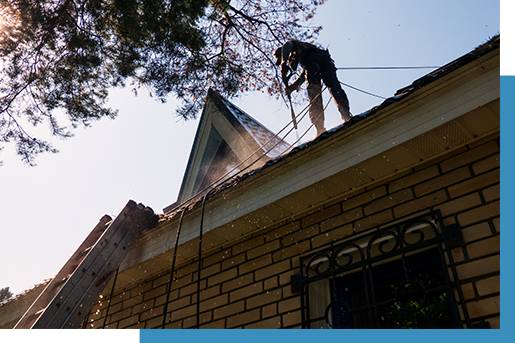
[339,81,387,100]
[161,82,395,327]
[335,64,443,98]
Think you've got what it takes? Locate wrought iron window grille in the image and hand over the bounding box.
[296,210,470,329]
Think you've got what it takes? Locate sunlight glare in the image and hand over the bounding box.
[0,4,20,44]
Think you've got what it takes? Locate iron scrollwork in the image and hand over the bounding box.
[299,212,465,329]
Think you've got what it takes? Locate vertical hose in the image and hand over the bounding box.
[161,209,187,328]
[195,190,213,328]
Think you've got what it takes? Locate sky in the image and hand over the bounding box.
[0,0,500,295]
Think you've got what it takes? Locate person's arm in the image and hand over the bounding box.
[280,62,291,86]
[286,70,306,96]
[281,40,304,90]
[280,40,297,86]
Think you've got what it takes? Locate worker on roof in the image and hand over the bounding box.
[275,40,351,136]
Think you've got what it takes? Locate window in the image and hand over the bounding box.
[298,212,466,328]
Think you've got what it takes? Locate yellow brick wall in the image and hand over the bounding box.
[87,135,500,329]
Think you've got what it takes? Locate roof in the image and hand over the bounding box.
[164,35,499,217]
[171,89,290,207]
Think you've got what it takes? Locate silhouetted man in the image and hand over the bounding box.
[275,40,351,136]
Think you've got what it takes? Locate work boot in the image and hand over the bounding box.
[338,105,352,123]
[316,125,327,137]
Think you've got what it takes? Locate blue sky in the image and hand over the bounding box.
[0,0,500,294]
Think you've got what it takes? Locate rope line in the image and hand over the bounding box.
[166,77,399,217]
[339,81,387,100]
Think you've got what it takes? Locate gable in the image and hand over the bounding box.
[175,89,290,204]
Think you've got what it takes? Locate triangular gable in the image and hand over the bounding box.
[175,89,290,204]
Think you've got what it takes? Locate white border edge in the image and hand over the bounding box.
[0,329,139,343]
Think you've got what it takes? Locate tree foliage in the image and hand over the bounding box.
[0,0,324,164]
[0,286,13,302]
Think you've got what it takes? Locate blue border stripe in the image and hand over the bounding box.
[140,329,500,343]
[500,76,514,331]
